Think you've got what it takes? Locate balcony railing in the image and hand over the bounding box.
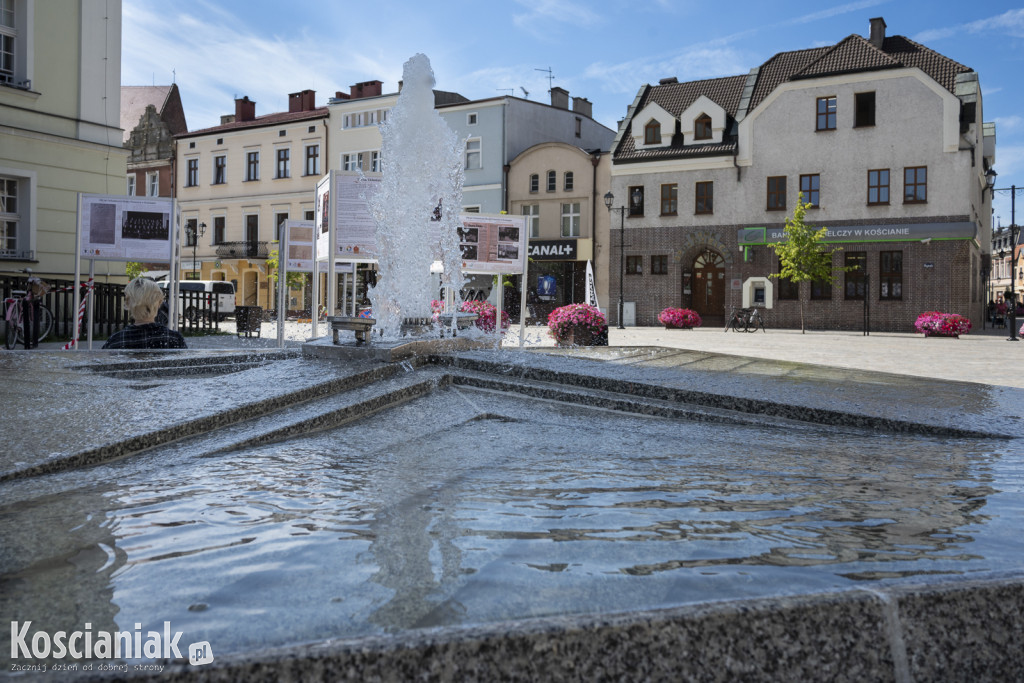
[215,241,270,260]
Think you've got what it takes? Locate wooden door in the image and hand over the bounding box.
[692,249,725,318]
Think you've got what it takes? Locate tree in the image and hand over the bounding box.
[769,194,843,333]
[266,247,309,295]
[125,262,145,280]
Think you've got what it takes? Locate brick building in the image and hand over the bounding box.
[121,84,187,200]
[610,17,995,331]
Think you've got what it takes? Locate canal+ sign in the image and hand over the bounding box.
[528,239,577,261]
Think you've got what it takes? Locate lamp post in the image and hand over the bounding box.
[189,222,206,281]
[604,188,642,329]
[988,170,1022,341]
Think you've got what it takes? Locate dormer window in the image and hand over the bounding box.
[644,120,661,145]
[694,114,712,140]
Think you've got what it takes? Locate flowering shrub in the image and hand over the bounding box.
[914,311,971,337]
[547,303,607,345]
[459,299,510,333]
[658,307,702,329]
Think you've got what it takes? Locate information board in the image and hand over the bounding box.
[79,194,175,262]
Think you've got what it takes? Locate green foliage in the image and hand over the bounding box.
[769,194,845,332]
[125,262,145,280]
[266,246,308,291]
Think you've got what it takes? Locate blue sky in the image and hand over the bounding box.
[121,0,1024,224]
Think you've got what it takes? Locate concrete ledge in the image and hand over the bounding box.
[111,574,1024,682]
[302,335,493,363]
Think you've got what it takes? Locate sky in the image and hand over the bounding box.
[121,0,1024,226]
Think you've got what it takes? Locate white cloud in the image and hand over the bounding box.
[584,47,751,96]
[789,0,889,25]
[914,8,1024,43]
[995,115,1023,131]
[511,0,602,39]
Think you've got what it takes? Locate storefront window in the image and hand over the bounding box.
[880,251,903,300]
[845,252,866,300]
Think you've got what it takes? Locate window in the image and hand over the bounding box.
[278,129,286,137]
[275,212,288,241]
[213,155,226,184]
[126,175,136,196]
[529,174,539,193]
[564,171,574,191]
[767,176,786,211]
[246,151,259,181]
[370,151,381,173]
[879,251,903,300]
[307,125,315,133]
[0,0,16,83]
[854,92,875,127]
[216,138,223,145]
[628,186,644,217]
[644,120,660,145]
[213,216,225,244]
[463,206,481,213]
[465,138,481,169]
[651,255,668,275]
[660,183,677,216]
[147,172,159,196]
[185,218,197,247]
[904,166,927,203]
[560,202,581,237]
[467,112,478,125]
[799,174,820,207]
[575,117,582,138]
[342,154,360,171]
[810,277,832,300]
[185,159,197,188]
[777,255,798,300]
[694,114,712,140]
[546,170,556,192]
[867,169,889,205]
[816,96,836,130]
[304,145,319,176]
[522,204,540,238]
[844,252,866,300]
[0,177,19,255]
[188,141,195,149]
[695,181,713,214]
[245,214,259,244]
[304,210,314,221]
[626,255,643,274]
[276,148,290,178]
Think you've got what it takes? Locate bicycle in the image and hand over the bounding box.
[725,307,767,333]
[4,272,54,349]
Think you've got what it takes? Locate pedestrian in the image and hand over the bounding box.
[103,278,187,349]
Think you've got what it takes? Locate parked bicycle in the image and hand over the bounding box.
[4,270,54,349]
[725,306,766,333]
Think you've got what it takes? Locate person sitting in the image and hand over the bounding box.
[103,278,187,349]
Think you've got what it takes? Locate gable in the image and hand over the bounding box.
[679,95,727,144]
[630,102,675,149]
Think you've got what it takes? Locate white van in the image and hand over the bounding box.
[158,280,236,321]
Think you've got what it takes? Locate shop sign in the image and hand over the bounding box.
[528,239,578,261]
[738,222,977,246]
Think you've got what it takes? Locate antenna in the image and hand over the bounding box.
[172,68,176,84]
[496,88,514,95]
[519,86,530,99]
[534,67,555,93]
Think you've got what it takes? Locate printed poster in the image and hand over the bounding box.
[79,194,174,262]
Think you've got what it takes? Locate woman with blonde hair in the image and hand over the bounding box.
[102,278,187,349]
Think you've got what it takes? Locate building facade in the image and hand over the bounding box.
[0,0,126,278]
[175,90,328,310]
[611,17,994,331]
[990,224,1022,305]
[121,84,187,201]
[508,142,611,319]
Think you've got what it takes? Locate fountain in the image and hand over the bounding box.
[317,54,480,358]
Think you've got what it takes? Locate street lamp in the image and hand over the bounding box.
[604,188,642,330]
[989,175,1022,341]
[189,222,206,280]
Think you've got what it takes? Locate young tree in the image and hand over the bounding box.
[770,194,843,333]
[266,247,309,311]
[125,262,145,280]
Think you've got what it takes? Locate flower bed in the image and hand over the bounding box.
[914,311,971,338]
[548,303,607,346]
[459,299,510,333]
[657,307,702,329]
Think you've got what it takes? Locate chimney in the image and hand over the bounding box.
[333,91,350,101]
[869,17,886,49]
[659,77,679,85]
[572,96,592,118]
[350,80,383,100]
[288,89,316,113]
[234,96,256,122]
[550,86,569,110]
[220,114,235,125]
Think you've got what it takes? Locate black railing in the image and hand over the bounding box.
[1,275,126,339]
[176,289,220,334]
[215,241,270,260]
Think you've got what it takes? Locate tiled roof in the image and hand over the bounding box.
[792,35,901,80]
[881,35,970,94]
[121,85,172,143]
[614,30,973,164]
[177,108,329,138]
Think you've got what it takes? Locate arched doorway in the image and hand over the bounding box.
[691,248,726,319]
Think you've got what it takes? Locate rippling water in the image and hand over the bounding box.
[1,388,1020,661]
